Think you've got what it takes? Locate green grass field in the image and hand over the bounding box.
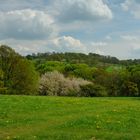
[0,96,140,140]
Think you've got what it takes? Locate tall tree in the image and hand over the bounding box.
[0,45,39,94]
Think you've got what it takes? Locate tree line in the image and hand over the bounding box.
[0,45,140,97]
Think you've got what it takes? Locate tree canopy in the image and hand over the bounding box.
[0,45,39,94]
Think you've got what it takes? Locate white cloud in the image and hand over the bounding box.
[0,39,49,55]
[0,36,87,55]
[88,41,107,55]
[51,0,113,22]
[0,0,45,11]
[0,1,139,59]
[1,36,140,59]
[121,0,131,11]
[94,48,105,55]
[48,36,87,53]
[121,35,139,41]
[91,41,107,47]
[132,43,140,50]
[125,42,140,58]
[0,9,57,40]
[105,35,112,40]
[121,0,140,19]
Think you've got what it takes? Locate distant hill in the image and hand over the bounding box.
[26,52,140,66]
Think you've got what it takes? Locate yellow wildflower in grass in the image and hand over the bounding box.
[106,120,111,123]
[90,136,97,140]
[33,136,37,138]
[96,114,99,118]
[96,125,100,129]
[113,109,117,112]
[117,121,121,124]
[6,136,10,139]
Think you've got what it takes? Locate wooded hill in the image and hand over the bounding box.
[26,52,140,66]
[0,45,140,97]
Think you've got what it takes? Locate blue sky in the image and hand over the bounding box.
[0,0,140,59]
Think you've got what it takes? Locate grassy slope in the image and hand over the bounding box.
[0,96,140,140]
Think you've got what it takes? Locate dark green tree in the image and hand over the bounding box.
[0,45,39,95]
[0,68,7,94]
[121,81,139,96]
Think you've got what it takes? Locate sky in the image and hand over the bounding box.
[0,0,140,59]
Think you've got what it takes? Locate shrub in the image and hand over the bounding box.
[39,71,90,96]
[80,84,107,97]
[121,81,139,96]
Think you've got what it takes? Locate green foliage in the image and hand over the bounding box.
[120,59,140,65]
[36,61,65,74]
[0,45,39,95]
[27,52,120,66]
[121,81,139,96]
[129,65,140,94]
[80,84,107,97]
[1,45,140,97]
[72,64,93,80]
[118,67,140,96]
[10,59,39,95]
[31,52,140,97]
[0,69,7,94]
[36,62,94,80]
[0,69,4,87]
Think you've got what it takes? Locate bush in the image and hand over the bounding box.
[39,71,90,96]
[121,81,139,96]
[0,87,7,94]
[80,84,107,97]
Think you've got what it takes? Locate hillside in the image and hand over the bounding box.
[26,52,140,66]
[26,52,120,66]
[25,52,140,97]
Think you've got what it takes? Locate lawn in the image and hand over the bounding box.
[0,95,140,140]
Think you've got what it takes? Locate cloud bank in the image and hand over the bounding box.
[122,0,140,19]
[0,9,56,40]
[0,0,139,59]
[52,0,113,22]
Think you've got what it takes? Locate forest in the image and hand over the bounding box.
[0,45,140,97]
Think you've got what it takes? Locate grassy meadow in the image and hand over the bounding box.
[0,95,140,140]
